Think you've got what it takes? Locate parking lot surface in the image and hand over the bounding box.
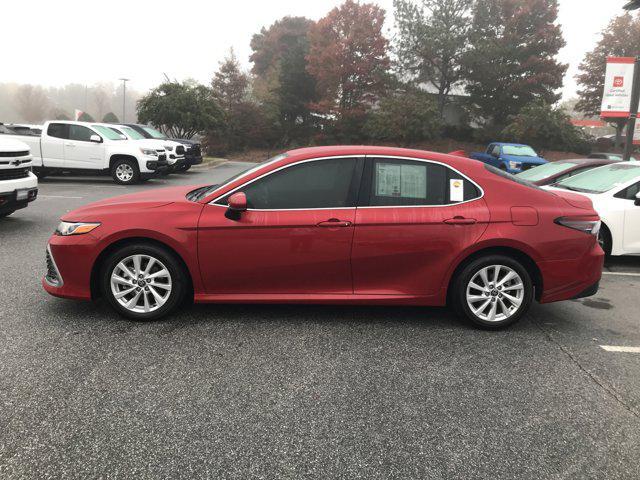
[1,162,639,479]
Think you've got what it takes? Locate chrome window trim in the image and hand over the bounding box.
[208,153,484,211]
[45,244,64,287]
[209,155,364,210]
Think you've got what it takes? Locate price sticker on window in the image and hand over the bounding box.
[450,179,464,202]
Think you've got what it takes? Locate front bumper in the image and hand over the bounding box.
[169,157,187,171]
[0,172,38,214]
[42,234,97,301]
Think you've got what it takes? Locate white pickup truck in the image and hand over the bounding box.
[0,120,169,185]
[0,135,38,218]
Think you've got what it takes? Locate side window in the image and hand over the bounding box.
[614,182,640,200]
[365,158,447,206]
[220,158,359,210]
[47,123,68,139]
[448,170,482,203]
[68,124,95,142]
[491,145,501,157]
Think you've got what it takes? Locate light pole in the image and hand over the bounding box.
[119,78,130,123]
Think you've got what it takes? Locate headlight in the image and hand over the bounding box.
[164,145,174,152]
[140,148,158,157]
[55,221,101,236]
[508,161,521,170]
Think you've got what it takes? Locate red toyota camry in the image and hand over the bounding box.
[43,146,604,329]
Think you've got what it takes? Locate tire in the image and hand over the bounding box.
[0,210,15,219]
[100,243,188,321]
[177,164,191,173]
[598,224,612,256]
[111,158,140,185]
[499,164,508,171]
[451,255,534,329]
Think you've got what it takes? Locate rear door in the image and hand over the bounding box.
[198,157,364,295]
[41,123,67,168]
[351,156,490,296]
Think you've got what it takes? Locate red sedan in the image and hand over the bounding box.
[43,146,604,329]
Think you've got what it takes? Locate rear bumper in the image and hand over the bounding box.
[538,241,604,304]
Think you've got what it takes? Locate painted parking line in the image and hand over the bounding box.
[38,195,84,199]
[602,272,640,277]
[600,345,640,353]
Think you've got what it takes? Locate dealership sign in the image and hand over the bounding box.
[601,57,636,118]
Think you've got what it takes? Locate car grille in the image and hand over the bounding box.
[0,167,30,180]
[45,248,61,286]
[0,150,29,157]
[158,154,167,162]
[176,145,185,155]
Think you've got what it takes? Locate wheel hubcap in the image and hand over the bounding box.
[110,254,172,313]
[116,164,134,182]
[466,265,525,322]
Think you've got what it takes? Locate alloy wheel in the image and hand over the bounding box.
[110,254,172,313]
[465,265,525,322]
[116,163,134,182]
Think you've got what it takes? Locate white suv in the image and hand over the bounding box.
[0,136,38,218]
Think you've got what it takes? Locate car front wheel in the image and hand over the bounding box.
[452,255,534,329]
[111,159,140,185]
[100,243,187,320]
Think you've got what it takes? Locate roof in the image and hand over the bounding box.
[490,142,531,147]
[285,145,466,162]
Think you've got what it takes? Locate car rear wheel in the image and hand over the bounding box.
[452,255,534,329]
[100,243,187,320]
[597,225,612,256]
[111,159,140,185]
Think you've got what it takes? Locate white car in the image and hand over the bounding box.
[104,124,186,172]
[0,136,38,218]
[1,121,170,185]
[546,162,640,256]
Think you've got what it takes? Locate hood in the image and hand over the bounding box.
[134,140,165,150]
[502,154,547,165]
[62,185,205,221]
[0,137,30,152]
[544,186,597,210]
[169,138,199,146]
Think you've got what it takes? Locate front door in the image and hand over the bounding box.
[351,156,490,296]
[64,124,104,169]
[198,157,363,295]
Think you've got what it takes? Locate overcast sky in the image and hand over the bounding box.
[2,0,627,100]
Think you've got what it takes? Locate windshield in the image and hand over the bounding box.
[555,163,640,194]
[502,145,537,157]
[121,126,145,140]
[188,154,288,201]
[142,126,167,139]
[92,125,124,140]
[516,161,577,182]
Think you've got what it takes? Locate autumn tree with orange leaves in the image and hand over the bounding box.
[306,0,390,141]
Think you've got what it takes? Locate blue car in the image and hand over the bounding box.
[470,143,548,174]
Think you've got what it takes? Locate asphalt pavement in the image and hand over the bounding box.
[0,162,639,479]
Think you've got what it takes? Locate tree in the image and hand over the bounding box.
[576,13,640,147]
[501,101,591,154]
[15,85,50,123]
[366,89,442,145]
[307,0,390,140]
[77,112,95,122]
[102,112,119,123]
[211,50,249,112]
[462,0,567,129]
[137,81,224,139]
[250,16,317,144]
[393,0,472,117]
[50,108,71,120]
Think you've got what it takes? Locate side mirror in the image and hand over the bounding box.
[225,192,247,220]
[90,134,102,143]
[635,192,640,206]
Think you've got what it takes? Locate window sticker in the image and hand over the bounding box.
[375,163,427,199]
[450,179,464,202]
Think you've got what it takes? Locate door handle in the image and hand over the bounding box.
[444,216,477,225]
[317,218,352,228]
[64,143,75,147]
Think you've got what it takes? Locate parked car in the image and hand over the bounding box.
[470,143,548,173]
[0,121,169,185]
[105,124,186,173]
[4,123,42,136]
[123,124,202,172]
[516,158,620,186]
[587,152,638,161]
[0,136,38,218]
[43,146,603,329]
[546,162,640,256]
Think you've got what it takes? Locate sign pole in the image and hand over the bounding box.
[623,56,640,161]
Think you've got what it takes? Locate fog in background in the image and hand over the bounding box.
[0,0,627,124]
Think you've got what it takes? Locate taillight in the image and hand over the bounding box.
[554,216,601,236]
